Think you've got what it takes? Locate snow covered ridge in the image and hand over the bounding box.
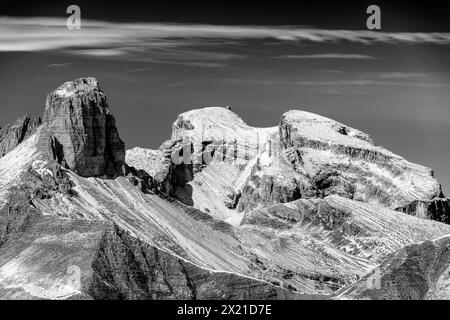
[170,106,277,165]
[278,109,442,206]
[128,105,446,220]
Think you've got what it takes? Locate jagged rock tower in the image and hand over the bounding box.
[42,77,125,177]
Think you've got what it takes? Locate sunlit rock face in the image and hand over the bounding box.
[128,106,445,225]
[43,77,125,178]
[278,110,442,209]
[0,217,296,300]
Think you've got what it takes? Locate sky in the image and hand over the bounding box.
[1,0,450,193]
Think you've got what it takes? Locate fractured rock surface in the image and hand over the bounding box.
[338,236,450,300]
[278,110,441,209]
[0,216,296,300]
[127,107,447,225]
[396,197,450,224]
[0,114,41,158]
[43,77,125,178]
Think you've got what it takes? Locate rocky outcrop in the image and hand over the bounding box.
[241,195,450,264]
[0,216,295,300]
[277,110,442,210]
[396,197,450,224]
[151,139,195,206]
[310,169,356,199]
[89,224,295,300]
[338,236,450,300]
[43,77,125,178]
[127,107,447,225]
[0,186,41,248]
[0,160,75,247]
[0,114,41,158]
[126,139,195,206]
[126,147,168,182]
[237,175,302,212]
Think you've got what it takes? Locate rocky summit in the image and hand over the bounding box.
[42,77,125,178]
[0,77,449,300]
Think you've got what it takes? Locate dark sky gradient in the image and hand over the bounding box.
[1,0,450,193]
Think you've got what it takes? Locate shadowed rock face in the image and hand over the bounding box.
[396,198,450,224]
[141,138,196,206]
[0,216,296,300]
[89,224,296,300]
[126,139,196,206]
[338,236,450,300]
[43,77,125,178]
[0,114,41,158]
[0,187,41,248]
[0,161,75,248]
[237,175,302,212]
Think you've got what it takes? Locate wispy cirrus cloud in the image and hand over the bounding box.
[125,67,154,73]
[317,69,344,74]
[2,16,450,67]
[71,49,128,57]
[377,72,432,79]
[275,53,377,59]
[45,62,72,67]
[2,16,450,51]
[295,80,450,87]
[167,81,185,88]
[220,78,450,88]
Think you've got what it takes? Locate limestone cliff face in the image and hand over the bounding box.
[235,156,303,213]
[159,139,195,206]
[126,139,196,206]
[127,107,448,225]
[241,195,450,264]
[89,224,295,300]
[396,197,450,224]
[0,216,295,300]
[0,159,75,248]
[43,77,125,178]
[0,114,41,158]
[339,236,450,300]
[278,110,442,210]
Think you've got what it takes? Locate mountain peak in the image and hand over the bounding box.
[51,77,100,99]
[174,106,247,128]
[42,77,125,178]
[280,109,374,145]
